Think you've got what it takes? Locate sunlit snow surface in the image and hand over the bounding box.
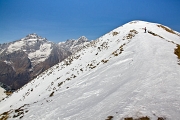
[0,21,180,120]
[0,87,6,101]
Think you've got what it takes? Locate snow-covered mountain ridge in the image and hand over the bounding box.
[0,33,88,66]
[0,20,180,120]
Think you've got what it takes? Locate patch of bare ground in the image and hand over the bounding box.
[0,110,12,120]
[123,116,166,120]
[157,25,176,35]
[0,104,29,120]
[113,31,119,36]
[174,44,180,59]
[157,24,180,37]
[105,116,114,120]
[124,116,150,120]
[148,31,164,39]
[174,44,180,65]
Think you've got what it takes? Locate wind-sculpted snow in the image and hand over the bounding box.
[0,21,180,120]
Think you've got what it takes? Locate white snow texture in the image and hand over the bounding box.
[0,21,180,120]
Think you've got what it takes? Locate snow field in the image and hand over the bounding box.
[0,21,180,120]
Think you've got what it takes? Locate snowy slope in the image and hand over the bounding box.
[0,21,180,120]
[0,87,6,101]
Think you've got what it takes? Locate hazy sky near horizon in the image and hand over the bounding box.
[0,0,180,43]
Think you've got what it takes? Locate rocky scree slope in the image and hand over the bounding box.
[0,21,180,120]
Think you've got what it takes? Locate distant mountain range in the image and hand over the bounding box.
[0,34,89,90]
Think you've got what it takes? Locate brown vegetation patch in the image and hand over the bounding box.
[88,63,97,69]
[157,117,166,120]
[123,116,167,120]
[126,33,134,39]
[66,78,71,81]
[112,51,119,56]
[124,117,133,120]
[148,31,164,39]
[49,91,54,97]
[157,25,176,35]
[124,116,150,120]
[4,91,13,96]
[112,44,124,56]
[0,104,29,120]
[130,30,139,34]
[101,59,109,63]
[105,116,114,120]
[113,32,119,36]
[123,29,138,40]
[0,110,12,120]
[174,44,180,59]
[58,82,63,87]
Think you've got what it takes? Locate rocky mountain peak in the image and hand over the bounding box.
[22,33,47,42]
[26,33,39,38]
[77,36,88,42]
[0,34,89,90]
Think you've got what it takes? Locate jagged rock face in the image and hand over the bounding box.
[0,82,11,91]
[0,61,15,86]
[0,34,88,90]
[0,51,31,89]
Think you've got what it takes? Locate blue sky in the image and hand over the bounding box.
[0,0,180,43]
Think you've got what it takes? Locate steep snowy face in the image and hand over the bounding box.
[0,21,180,120]
[28,42,52,66]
